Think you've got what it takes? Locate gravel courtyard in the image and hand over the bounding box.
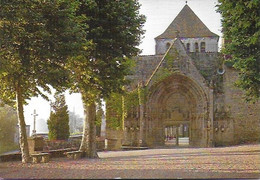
[0,144,259,179]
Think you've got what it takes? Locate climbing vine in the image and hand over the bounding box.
[106,93,124,130]
[106,86,147,130]
[106,48,182,129]
[150,48,180,88]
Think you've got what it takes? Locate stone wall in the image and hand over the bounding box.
[222,67,260,144]
[180,37,219,53]
[155,37,219,55]
[213,93,235,146]
[155,38,175,55]
[189,52,219,82]
[106,129,124,150]
[128,55,163,89]
[106,38,259,149]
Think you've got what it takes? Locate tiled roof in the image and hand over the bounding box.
[156,5,219,39]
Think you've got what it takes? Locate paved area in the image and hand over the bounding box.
[0,144,259,179]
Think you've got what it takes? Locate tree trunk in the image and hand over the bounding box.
[79,99,98,158]
[79,98,89,157]
[16,79,30,163]
[88,102,98,158]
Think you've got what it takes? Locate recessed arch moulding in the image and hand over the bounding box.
[143,73,213,147]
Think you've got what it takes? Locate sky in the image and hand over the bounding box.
[23,0,222,134]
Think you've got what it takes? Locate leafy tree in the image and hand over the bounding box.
[47,93,70,140]
[217,0,260,101]
[0,0,87,162]
[68,0,145,158]
[0,105,17,153]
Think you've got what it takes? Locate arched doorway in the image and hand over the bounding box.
[144,73,210,147]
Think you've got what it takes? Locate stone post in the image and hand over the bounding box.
[27,136,44,154]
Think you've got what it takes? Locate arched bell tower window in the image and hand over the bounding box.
[166,42,171,50]
[186,43,190,52]
[195,42,199,52]
[200,42,206,52]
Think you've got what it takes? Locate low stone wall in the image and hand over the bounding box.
[0,138,106,162]
[44,140,80,151]
[0,153,21,162]
[43,148,77,158]
[44,138,105,152]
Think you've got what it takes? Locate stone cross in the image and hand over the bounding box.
[31,109,38,136]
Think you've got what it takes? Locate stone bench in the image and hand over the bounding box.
[31,153,50,163]
[65,151,82,160]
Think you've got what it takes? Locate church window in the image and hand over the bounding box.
[186,43,190,52]
[201,42,206,52]
[195,42,199,52]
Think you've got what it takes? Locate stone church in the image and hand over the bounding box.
[106,5,259,149]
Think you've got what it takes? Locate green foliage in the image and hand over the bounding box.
[47,93,70,140]
[152,68,174,86]
[0,0,86,162]
[217,0,260,101]
[125,91,139,110]
[0,106,17,147]
[151,48,180,87]
[106,87,147,130]
[106,47,183,130]
[106,93,124,129]
[69,0,145,158]
[0,0,87,104]
[69,0,146,103]
[199,70,213,82]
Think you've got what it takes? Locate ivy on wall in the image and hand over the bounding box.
[106,86,147,130]
[106,47,183,130]
[106,93,124,130]
[149,48,180,89]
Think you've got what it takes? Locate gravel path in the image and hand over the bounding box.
[0,144,259,179]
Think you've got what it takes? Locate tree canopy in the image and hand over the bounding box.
[0,0,145,161]
[69,0,145,158]
[0,0,87,162]
[0,0,87,103]
[217,0,260,101]
[70,0,145,101]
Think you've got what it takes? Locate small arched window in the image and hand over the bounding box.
[201,42,206,52]
[195,42,199,52]
[186,43,190,52]
[166,42,171,50]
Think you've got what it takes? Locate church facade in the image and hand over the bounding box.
[106,5,260,148]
